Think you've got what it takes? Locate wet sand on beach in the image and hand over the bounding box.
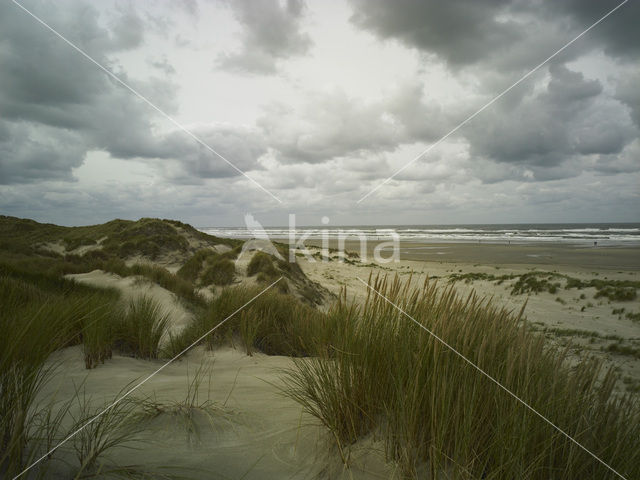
[296,239,640,272]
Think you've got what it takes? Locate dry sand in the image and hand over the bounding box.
[42,346,397,479]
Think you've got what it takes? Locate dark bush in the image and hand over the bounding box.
[201,259,235,286]
[247,251,277,277]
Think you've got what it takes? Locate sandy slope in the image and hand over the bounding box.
[67,270,193,338]
[55,269,395,478]
[41,346,397,479]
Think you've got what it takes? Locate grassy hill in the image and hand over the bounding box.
[0,215,241,259]
[0,215,329,307]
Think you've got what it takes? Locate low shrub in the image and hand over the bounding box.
[595,286,637,302]
[200,258,235,286]
[626,311,640,322]
[217,246,242,260]
[606,342,640,359]
[256,272,290,293]
[247,251,278,277]
[128,263,200,303]
[176,249,219,282]
[511,272,561,295]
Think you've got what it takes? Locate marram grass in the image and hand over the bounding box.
[0,271,122,476]
[284,274,640,479]
[115,295,170,360]
[165,284,325,358]
[0,269,192,477]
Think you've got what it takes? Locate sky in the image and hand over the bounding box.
[0,0,638,227]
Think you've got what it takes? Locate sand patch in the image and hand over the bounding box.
[40,236,107,257]
[212,244,232,254]
[40,240,66,255]
[40,346,397,479]
[66,270,193,337]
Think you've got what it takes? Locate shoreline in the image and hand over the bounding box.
[286,239,640,272]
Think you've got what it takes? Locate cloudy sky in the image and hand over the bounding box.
[0,0,638,227]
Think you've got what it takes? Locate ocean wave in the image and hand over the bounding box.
[199,224,640,245]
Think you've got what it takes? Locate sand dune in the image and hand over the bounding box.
[41,345,396,479]
[67,270,194,338]
[3,216,639,478]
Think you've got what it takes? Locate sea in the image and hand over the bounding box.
[199,223,640,247]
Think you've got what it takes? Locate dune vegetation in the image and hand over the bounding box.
[1,216,639,479]
[284,275,640,479]
[177,247,241,287]
[0,265,131,477]
[165,284,325,358]
[0,263,225,477]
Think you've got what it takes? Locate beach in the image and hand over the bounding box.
[301,238,640,270]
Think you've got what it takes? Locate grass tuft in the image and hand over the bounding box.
[200,258,235,286]
[176,249,219,283]
[0,267,122,475]
[284,274,640,478]
[166,285,324,358]
[247,251,278,277]
[116,296,170,360]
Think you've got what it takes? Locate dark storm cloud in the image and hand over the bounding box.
[0,121,87,184]
[589,139,640,175]
[345,0,639,183]
[0,1,263,185]
[1,0,638,222]
[216,0,312,74]
[464,64,637,180]
[0,6,108,114]
[347,0,639,68]
[538,0,640,60]
[0,1,136,183]
[0,178,231,226]
[348,0,520,67]
[158,125,267,181]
